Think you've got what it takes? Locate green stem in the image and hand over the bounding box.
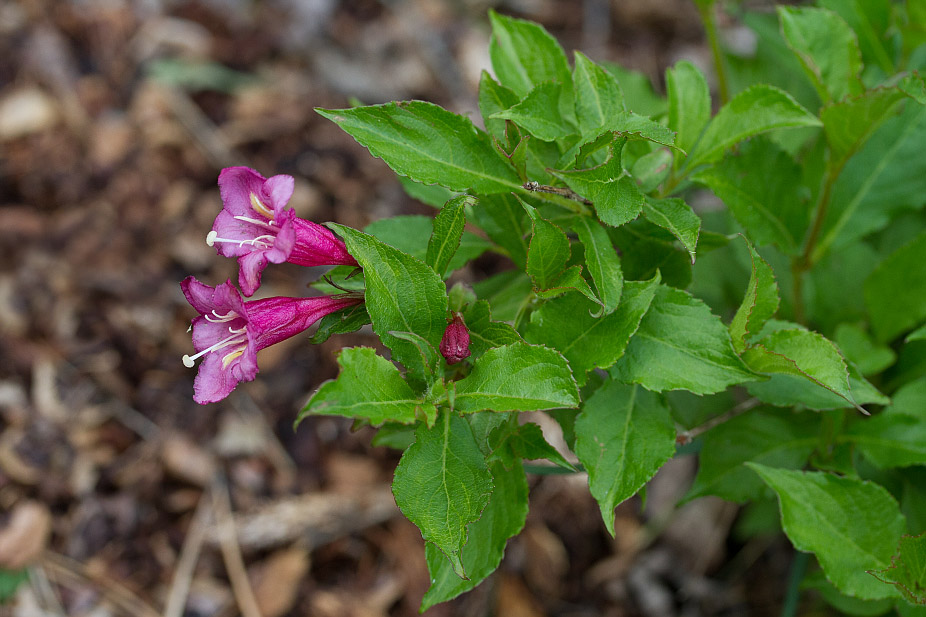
[699,1,730,105]
[780,551,809,617]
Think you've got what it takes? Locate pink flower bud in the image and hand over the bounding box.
[440,313,471,365]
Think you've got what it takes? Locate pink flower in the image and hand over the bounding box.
[206,167,358,296]
[180,276,363,404]
[440,312,471,365]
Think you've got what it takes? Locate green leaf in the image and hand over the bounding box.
[478,71,521,140]
[309,303,370,344]
[522,201,571,290]
[819,0,894,75]
[551,136,645,227]
[847,415,926,469]
[908,325,926,343]
[608,222,693,288]
[299,347,433,426]
[778,6,864,105]
[427,195,472,278]
[491,422,576,471]
[461,300,522,359]
[743,326,861,410]
[641,197,701,263]
[865,231,926,342]
[452,342,580,413]
[422,461,528,610]
[469,193,530,267]
[631,148,673,193]
[748,464,906,600]
[488,10,573,121]
[729,242,780,354]
[473,270,533,322]
[603,63,668,118]
[835,323,897,376]
[574,381,676,535]
[687,408,819,503]
[605,112,679,149]
[686,84,821,170]
[393,411,494,578]
[610,285,757,394]
[816,104,926,258]
[0,568,27,603]
[316,102,521,194]
[365,215,490,276]
[524,276,660,385]
[534,264,601,308]
[569,215,624,314]
[885,378,926,419]
[399,176,457,209]
[491,82,572,141]
[748,362,888,411]
[693,137,808,254]
[802,570,897,617]
[870,534,926,605]
[666,60,711,156]
[821,86,909,171]
[573,51,626,137]
[330,225,448,381]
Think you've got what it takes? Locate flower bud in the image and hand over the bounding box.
[440,312,471,365]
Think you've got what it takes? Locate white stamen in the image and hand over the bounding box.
[205,232,276,250]
[250,193,274,219]
[181,331,247,368]
[204,310,239,323]
[234,215,277,228]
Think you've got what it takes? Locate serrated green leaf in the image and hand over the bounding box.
[778,6,864,104]
[551,136,645,227]
[819,0,894,75]
[573,51,626,138]
[693,137,808,254]
[461,300,522,359]
[575,381,676,535]
[835,323,896,376]
[631,148,673,193]
[522,201,570,289]
[299,347,432,425]
[427,195,472,278]
[847,415,926,469]
[533,264,601,308]
[472,270,533,322]
[491,82,572,141]
[309,303,370,344]
[686,84,821,170]
[606,111,679,149]
[317,102,521,194]
[730,242,780,354]
[608,222,693,288]
[452,342,580,413]
[870,534,926,605]
[422,461,528,610]
[524,276,660,385]
[610,285,756,394]
[371,423,417,450]
[393,411,494,579]
[399,176,457,208]
[816,104,926,259]
[666,60,711,156]
[570,215,623,314]
[330,225,447,382]
[478,71,521,141]
[748,362,888,411]
[389,330,442,387]
[743,326,860,410]
[748,464,906,600]
[687,408,819,503]
[488,10,574,122]
[642,197,701,263]
[491,422,576,471]
[821,87,909,171]
[469,193,530,267]
[364,215,490,276]
[865,231,926,342]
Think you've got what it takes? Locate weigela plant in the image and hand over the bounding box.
[181,1,926,612]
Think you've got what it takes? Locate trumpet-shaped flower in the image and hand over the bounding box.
[207,167,358,296]
[440,312,471,364]
[181,277,363,404]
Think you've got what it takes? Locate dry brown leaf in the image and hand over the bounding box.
[0,500,52,569]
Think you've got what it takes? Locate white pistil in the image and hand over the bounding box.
[206,231,275,249]
[182,331,247,368]
[250,193,274,219]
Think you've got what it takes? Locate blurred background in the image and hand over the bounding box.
[0,0,787,615]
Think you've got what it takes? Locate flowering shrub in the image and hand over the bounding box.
[181,1,926,612]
